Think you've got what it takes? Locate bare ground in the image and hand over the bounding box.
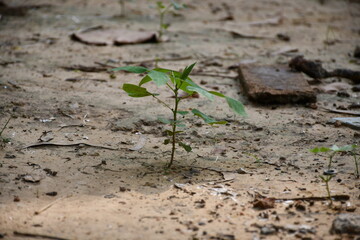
[0,0,360,239]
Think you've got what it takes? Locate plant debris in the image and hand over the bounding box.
[289,56,360,83]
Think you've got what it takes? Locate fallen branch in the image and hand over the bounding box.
[22,142,118,151]
[289,56,360,83]
[62,65,108,72]
[14,231,70,240]
[274,194,350,202]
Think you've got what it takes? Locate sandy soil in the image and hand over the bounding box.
[1,0,360,239]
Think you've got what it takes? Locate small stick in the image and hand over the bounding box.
[34,195,70,215]
[22,142,118,151]
[14,231,70,240]
[274,194,350,202]
[0,116,11,136]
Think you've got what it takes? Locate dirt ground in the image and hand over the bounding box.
[1,0,360,239]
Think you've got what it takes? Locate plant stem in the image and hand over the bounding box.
[328,152,335,170]
[353,153,359,178]
[158,4,171,39]
[167,96,180,169]
[325,179,333,206]
[152,95,172,110]
[0,117,11,137]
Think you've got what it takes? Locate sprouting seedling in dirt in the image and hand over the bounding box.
[156,1,185,40]
[319,174,334,206]
[310,145,349,172]
[112,63,246,168]
[0,116,11,144]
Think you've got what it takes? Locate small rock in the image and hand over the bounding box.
[194,199,206,209]
[330,214,360,234]
[104,194,117,199]
[45,191,58,197]
[354,46,360,59]
[4,153,16,159]
[352,84,360,92]
[260,224,277,235]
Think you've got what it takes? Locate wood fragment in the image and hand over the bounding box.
[22,142,118,151]
[14,231,70,240]
[321,107,360,116]
[62,65,108,72]
[275,194,350,202]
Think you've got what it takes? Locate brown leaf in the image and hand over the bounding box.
[253,198,275,209]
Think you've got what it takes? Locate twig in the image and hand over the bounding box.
[22,142,118,151]
[94,61,117,68]
[0,116,11,137]
[191,73,236,79]
[34,196,69,215]
[14,231,70,240]
[321,107,360,116]
[274,194,350,202]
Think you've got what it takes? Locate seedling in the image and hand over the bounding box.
[156,1,184,40]
[112,63,246,168]
[311,144,359,177]
[348,145,359,178]
[310,145,348,171]
[319,175,334,206]
[0,116,11,144]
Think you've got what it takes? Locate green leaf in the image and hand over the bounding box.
[171,0,183,10]
[164,130,174,136]
[122,84,153,97]
[225,96,246,116]
[148,70,170,86]
[181,62,196,80]
[335,145,356,152]
[191,109,227,125]
[209,91,225,98]
[310,147,331,153]
[177,111,189,115]
[139,75,152,86]
[161,23,170,30]
[172,77,193,94]
[186,86,214,101]
[157,1,165,9]
[179,142,192,152]
[112,66,148,73]
[158,117,172,124]
[163,139,170,145]
[164,130,183,136]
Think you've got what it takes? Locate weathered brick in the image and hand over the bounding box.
[238,65,316,104]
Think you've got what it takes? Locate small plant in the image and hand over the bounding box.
[112,63,246,168]
[310,145,347,171]
[319,174,334,206]
[311,144,359,178]
[0,116,11,144]
[155,1,184,40]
